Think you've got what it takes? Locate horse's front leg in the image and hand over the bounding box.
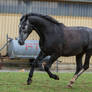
[42,54,59,80]
[27,51,46,85]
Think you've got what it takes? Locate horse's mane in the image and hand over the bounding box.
[23,13,61,25]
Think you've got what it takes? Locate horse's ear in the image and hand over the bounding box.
[20,14,29,21]
[25,14,29,20]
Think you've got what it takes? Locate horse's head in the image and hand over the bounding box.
[18,14,33,45]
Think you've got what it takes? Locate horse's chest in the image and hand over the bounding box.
[40,41,63,55]
[42,44,55,53]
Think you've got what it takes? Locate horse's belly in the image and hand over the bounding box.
[62,48,83,56]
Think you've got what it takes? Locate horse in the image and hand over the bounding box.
[18,13,92,88]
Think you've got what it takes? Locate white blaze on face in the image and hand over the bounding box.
[18,24,21,29]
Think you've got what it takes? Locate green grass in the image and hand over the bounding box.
[0,72,92,92]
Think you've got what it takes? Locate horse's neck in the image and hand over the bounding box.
[32,21,47,40]
[30,16,60,40]
[33,25,45,41]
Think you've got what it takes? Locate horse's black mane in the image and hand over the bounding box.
[22,13,60,25]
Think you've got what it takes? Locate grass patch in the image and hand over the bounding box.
[0,72,92,92]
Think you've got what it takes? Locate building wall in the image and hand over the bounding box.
[0,13,92,64]
[0,14,39,55]
[31,1,92,17]
[0,14,20,55]
[0,0,92,17]
[0,0,92,64]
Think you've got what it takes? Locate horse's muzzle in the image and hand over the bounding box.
[18,40,24,45]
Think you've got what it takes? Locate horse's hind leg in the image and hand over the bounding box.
[67,53,83,87]
[75,53,84,75]
[27,51,46,85]
[43,55,59,80]
[67,52,91,88]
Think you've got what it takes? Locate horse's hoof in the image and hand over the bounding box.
[27,79,32,85]
[55,76,59,80]
[53,75,59,80]
[27,82,31,85]
[66,85,72,88]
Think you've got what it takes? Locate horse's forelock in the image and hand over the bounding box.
[20,14,30,23]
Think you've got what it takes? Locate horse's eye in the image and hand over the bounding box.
[21,25,25,29]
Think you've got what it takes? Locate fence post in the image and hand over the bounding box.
[56,60,58,72]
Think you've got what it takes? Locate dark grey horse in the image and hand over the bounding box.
[18,13,92,88]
